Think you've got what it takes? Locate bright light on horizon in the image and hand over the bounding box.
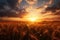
[27,17,38,22]
[22,6,42,22]
[29,18,37,22]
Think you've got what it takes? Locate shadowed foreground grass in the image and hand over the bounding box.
[0,21,60,40]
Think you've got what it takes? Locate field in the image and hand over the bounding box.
[0,21,60,40]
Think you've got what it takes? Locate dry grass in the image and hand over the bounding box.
[0,21,60,40]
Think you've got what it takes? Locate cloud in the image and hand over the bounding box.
[0,0,22,9]
[46,0,60,12]
[7,0,22,9]
[26,0,37,5]
[0,0,60,17]
[0,0,22,17]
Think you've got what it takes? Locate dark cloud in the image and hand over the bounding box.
[0,0,22,17]
[0,0,7,9]
[0,0,60,17]
[0,10,18,17]
[0,0,22,9]
[46,0,60,12]
[7,0,18,9]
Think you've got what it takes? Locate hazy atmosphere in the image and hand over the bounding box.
[0,0,60,40]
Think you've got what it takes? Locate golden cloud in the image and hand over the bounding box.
[26,0,37,5]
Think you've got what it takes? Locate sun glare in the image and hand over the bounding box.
[22,15,39,22]
[28,17,37,22]
[22,6,46,22]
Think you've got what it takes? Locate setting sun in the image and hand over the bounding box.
[22,15,40,22]
[28,17,37,22]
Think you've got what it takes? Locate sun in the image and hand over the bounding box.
[22,6,44,22]
[28,17,37,22]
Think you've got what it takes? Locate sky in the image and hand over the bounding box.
[0,0,60,17]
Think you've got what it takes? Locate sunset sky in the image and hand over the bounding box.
[0,0,60,21]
